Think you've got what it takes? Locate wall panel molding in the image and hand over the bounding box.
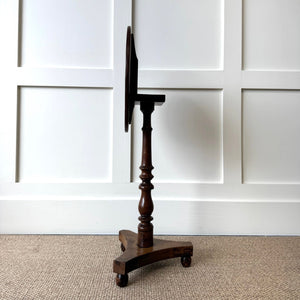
[0,0,299,234]
[20,0,114,68]
[243,0,300,71]
[17,87,113,183]
[242,71,300,89]
[242,89,300,184]
[133,0,224,70]
[16,68,114,88]
[138,70,224,89]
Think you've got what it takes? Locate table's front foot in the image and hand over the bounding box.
[116,273,128,287]
[181,255,192,267]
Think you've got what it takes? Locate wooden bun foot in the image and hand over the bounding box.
[181,255,192,267]
[116,273,128,287]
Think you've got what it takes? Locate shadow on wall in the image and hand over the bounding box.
[156,89,222,183]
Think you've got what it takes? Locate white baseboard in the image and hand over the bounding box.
[0,199,299,235]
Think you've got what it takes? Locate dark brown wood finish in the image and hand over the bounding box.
[124,26,131,132]
[125,27,138,132]
[113,26,193,287]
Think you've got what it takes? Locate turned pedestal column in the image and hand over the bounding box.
[138,101,154,248]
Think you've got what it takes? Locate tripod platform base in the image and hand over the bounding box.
[113,230,193,287]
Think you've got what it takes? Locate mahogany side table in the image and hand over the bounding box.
[113,26,193,287]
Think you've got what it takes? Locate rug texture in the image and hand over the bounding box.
[0,235,299,299]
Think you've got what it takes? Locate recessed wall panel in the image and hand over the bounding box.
[18,87,112,182]
[243,90,300,183]
[134,0,223,70]
[21,0,113,67]
[243,0,300,70]
[132,89,223,183]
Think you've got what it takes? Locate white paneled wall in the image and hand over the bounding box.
[243,0,300,70]
[132,90,223,183]
[0,0,299,235]
[18,87,113,183]
[21,0,113,67]
[134,0,223,69]
[242,90,300,184]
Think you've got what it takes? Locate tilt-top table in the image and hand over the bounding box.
[113,26,193,287]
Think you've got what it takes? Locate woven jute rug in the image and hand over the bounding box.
[0,235,299,299]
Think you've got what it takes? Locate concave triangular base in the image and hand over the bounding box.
[113,230,193,287]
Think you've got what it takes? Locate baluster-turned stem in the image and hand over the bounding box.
[138,101,155,248]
